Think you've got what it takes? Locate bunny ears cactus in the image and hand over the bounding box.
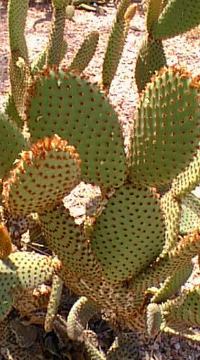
[1,0,200,356]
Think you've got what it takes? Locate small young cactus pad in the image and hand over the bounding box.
[180,193,200,235]
[3,135,81,216]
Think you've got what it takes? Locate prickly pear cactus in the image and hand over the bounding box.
[1,0,200,358]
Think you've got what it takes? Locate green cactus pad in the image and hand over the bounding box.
[128,230,200,306]
[151,263,193,304]
[134,35,166,93]
[91,183,165,283]
[0,113,27,180]
[5,95,24,128]
[146,303,162,336]
[3,135,81,216]
[46,6,67,66]
[26,68,126,189]
[171,149,200,199]
[9,52,30,116]
[85,342,106,360]
[107,333,140,359]
[8,0,30,115]
[68,32,99,75]
[146,0,163,33]
[131,67,200,188]
[162,286,200,329]
[40,204,101,278]
[0,251,57,320]
[8,0,29,58]
[31,40,67,76]
[160,191,181,255]
[180,193,200,235]
[102,0,134,91]
[152,0,200,40]
[66,296,98,341]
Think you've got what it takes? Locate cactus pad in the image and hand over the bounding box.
[0,113,27,180]
[180,193,200,235]
[91,183,165,283]
[5,95,24,128]
[146,0,163,33]
[46,5,67,66]
[68,31,99,75]
[0,251,58,320]
[40,204,101,278]
[162,286,200,329]
[153,0,200,40]
[134,36,166,93]
[107,333,140,359]
[146,303,162,336]
[131,67,200,188]
[26,68,126,188]
[102,0,135,91]
[172,149,200,199]
[151,263,193,304]
[3,135,81,216]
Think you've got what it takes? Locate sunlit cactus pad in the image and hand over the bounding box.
[0,251,57,320]
[26,68,126,189]
[163,286,200,329]
[0,113,27,179]
[68,31,99,75]
[180,193,200,235]
[3,135,81,216]
[131,66,200,187]
[91,183,165,283]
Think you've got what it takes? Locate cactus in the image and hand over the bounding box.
[2,135,81,216]
[0,252,60,320]
[66,296,98,341]
[135,0,200,93]
[44,275,63,332]
[46,0,69,65]
[1,0,200,357]
[68,31,99,75]
[26,68,126,188]
[102,0,136,91]
[152,0,200,39]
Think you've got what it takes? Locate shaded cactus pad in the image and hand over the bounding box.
[40,204,100,277]
[134,36,166,93]
[26,68,126,189]
[131,66,200,187]
[91,184,165,283]
[153,0,200,40]
[0,113,27,179]
[3,135,81,216]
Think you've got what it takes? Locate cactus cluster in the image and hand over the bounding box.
[0,0,200,357]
